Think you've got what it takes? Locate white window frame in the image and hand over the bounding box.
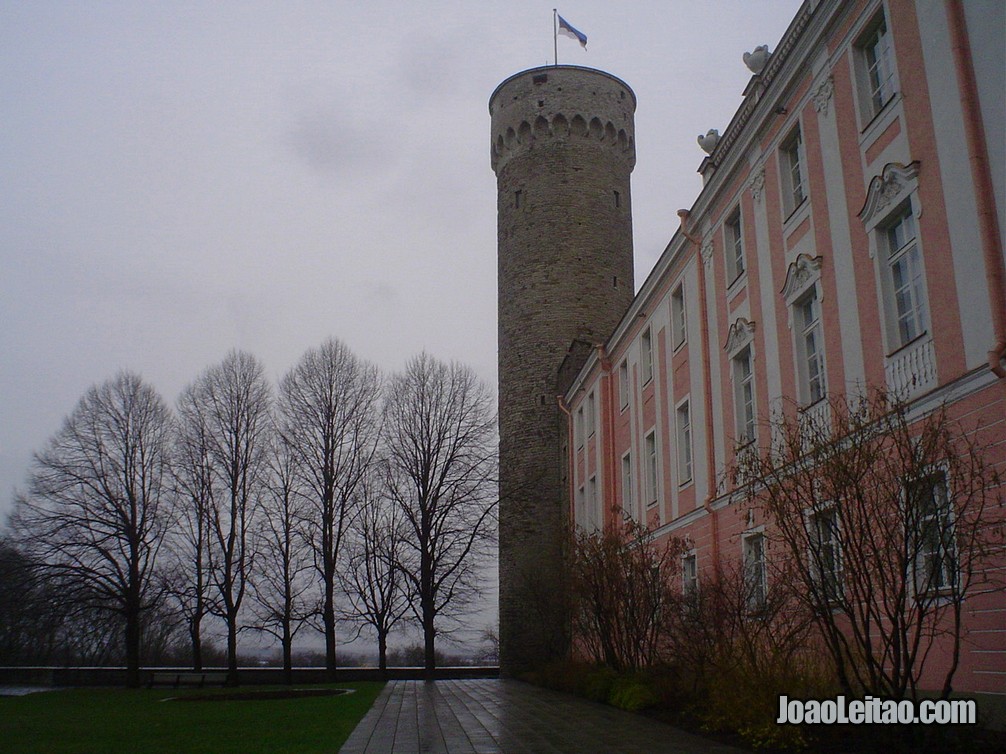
[644,429,658,508]
[621,450,634,520]
[675,398,693,485]
[780,126,806,218]
[586,391,596,438]
[743,530,767,611]
[724,208,745,285]
[587,475,600,532]
[682,551,698,595]
[641,326,654,385]
[618,359,630,411]
[855,11,897,124]
[880,201,928,351]
[795,286,827,407]
[732,345,757,446]
[671,284,687,350]
[808,504,842,604]
[908,470,957,597]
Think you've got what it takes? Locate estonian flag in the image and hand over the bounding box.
[558,15,587,49]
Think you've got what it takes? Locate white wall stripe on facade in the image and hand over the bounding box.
[914,0,992,371]
[752,167,784,411]
[815,65,866,391]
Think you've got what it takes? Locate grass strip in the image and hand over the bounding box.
[0,682,384,754]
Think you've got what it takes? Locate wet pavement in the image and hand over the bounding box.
[0,686,56,696]
[340,678,745,753]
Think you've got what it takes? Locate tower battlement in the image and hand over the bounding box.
[489,66,635,174]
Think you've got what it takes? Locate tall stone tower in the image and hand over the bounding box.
[491,65,636,674]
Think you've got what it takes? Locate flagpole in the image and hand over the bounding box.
[553,9,558,66]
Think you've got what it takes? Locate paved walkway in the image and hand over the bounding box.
[340,679,745,753]
[0,686,56,696]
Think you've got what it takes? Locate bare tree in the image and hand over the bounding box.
[339,464,411,673]
[9,372,172,687]
[165,408,214,670]
[0,537,65,664]
[570,519,685,672]
[277,337,382,678]
[384,353,497,675]
[735,392,1003,701]
[247,435,317,683]
[178,351,272,684]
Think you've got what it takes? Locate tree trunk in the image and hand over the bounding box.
[282,622,293,685]
[423,598,436,678]
[226,614,238,686]
[378,632,388,675]
[124,605,141,689]
[191,618,203,671]
[324,591,337,681]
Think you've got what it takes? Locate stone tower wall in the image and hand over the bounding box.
[491,66,636,675]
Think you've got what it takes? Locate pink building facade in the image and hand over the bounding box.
[564,0,1004,695]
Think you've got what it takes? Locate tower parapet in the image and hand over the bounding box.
[492,65,636,675]
[490,66,636,174]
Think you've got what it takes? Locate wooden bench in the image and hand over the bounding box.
[147,671,229,689]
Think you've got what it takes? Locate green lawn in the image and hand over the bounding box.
[0,682,384,754]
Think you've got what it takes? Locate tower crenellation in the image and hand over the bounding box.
[490,67,635,174]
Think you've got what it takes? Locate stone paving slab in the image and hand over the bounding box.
[340,679,746,754]
[0,686,57,696]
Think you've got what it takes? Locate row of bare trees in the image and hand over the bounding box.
[3,341,497,686]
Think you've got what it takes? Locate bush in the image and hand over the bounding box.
[608,675,659,712]
[700,648,837,751]
[583,666,618,703]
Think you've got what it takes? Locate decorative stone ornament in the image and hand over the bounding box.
[812,75,835,115]
[701,241,715,267]
[781,253,824,302]
[725,317,757,353]
[750,166,766,202]
[697,129,720,154]
[743,45,772,74]
[858,161,922,226]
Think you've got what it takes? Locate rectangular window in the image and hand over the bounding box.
[671,284,686,348]
[809,507,842,603]
[586,391,596,437]
[909,472,957,595]
[588,475,599,532]
[621,452,633,519]
[641,327,653,384]
[618,360,630,410]
[725,209,745,283]
[576,484,585,528]
[796,289,826,405]
[733,346,756,445]
[676,401,692,483]
[781,128,805,216]
[743,532,767,610]
[682,552,698,595]
[644,431,658,507]
[859,14,895,119]
[884,206,927,348]
[575,406,584,448]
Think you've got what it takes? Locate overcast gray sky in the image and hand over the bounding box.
[1,0,802,524]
